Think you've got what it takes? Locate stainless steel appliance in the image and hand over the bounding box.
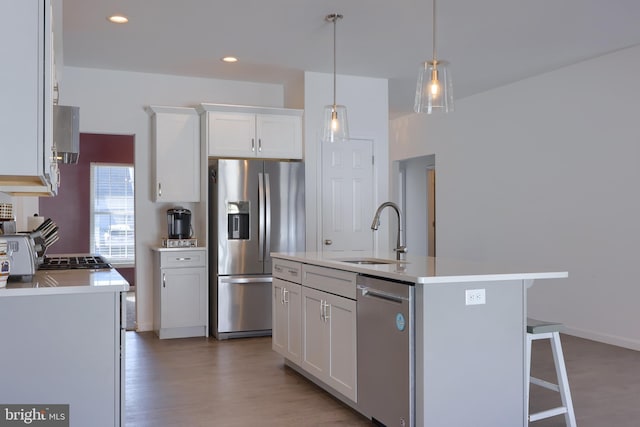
[2,217,62,278]
[209,159,305,339]
[357,274,415,427]
[53,105,80,164]
[0,220,16,235]
[167,207,192,239]
[39,255,112,270]
[2,234,37,278]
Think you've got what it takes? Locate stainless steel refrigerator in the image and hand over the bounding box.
[209,159,305,339]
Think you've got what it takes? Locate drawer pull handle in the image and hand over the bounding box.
[175,257,191,261]
[274,266,283,272]
[288,269,298,276]
[162,272,166,288]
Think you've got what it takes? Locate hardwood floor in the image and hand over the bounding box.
[125,332,640,427]
[125,333,370,426]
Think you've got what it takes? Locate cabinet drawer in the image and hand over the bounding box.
[160,250,206,268]
[302,264,357,300]
[273,259,302,284]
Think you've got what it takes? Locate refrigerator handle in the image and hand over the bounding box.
[258,172,265,262]
[264,172,272,263]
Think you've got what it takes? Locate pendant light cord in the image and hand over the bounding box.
[432,0,437,63]
[333,15,337,109]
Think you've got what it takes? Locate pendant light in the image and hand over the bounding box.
[323,13,349,143]
[414,0,454,113]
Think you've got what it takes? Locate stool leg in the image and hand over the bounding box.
[525,333,533,425]
[550,332,577,427]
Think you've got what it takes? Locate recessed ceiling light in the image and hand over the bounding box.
[108,15,129,24]
[221,56,238,63]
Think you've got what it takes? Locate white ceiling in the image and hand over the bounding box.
[61,0,640,118]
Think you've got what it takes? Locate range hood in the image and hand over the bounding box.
[53,105,80,164]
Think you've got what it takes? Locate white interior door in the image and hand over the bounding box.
[321,139,374,253]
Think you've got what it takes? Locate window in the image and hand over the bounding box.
[90,163,135,264]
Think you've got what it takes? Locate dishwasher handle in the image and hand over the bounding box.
[357,285,407,304]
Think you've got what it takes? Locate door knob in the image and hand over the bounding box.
[324,239,332,245]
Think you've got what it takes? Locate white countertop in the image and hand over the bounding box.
[271,251,568,284]
[150,246,206,252]
[0,269,130,297]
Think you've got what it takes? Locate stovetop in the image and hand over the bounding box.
[38,255,112,270]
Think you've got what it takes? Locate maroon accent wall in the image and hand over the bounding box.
[39,133,134,255]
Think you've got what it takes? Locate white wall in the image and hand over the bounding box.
[390,45,640,350]
[60,66,284,331]
[303,71,390,252]
[397,155,435,256]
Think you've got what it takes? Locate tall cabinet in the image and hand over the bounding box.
[0,0,57,195]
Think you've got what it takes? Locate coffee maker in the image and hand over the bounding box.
[167,207,192,239]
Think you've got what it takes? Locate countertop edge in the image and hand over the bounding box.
[0,283,129,297]
[271,252,568,284]
[0,269,130,297]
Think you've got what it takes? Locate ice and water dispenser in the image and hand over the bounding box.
[227,201,250,240]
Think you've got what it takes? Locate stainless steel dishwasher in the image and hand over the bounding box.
[357,274,414,427]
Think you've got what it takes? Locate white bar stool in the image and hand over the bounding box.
[525,318,577,427]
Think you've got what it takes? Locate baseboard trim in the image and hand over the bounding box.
[563,326,640,351]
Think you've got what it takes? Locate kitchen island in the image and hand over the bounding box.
[271,251,568,427]
[0,269,129,427]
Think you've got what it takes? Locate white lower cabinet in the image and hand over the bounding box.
[301,286,357,402]
[272,278,302,364]
[0,291,125,426]
[153,249,207,339]
[272,260,358,403]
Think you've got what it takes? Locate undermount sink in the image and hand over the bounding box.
[336,258,406,265]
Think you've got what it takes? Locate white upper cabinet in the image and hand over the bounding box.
[256,113,302,159]
[147,106,200,202]
[198,104,303,160]
[0,0,57,196]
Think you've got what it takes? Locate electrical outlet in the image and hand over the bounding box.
[465,288,486,305]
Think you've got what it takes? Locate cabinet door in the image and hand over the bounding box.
[286,282,302,364]
[0,0,54,194]
[301,287,328,377]
[160,267,206,328]
[272,279,302,364]
[207,111,256,157]
[272,278,288,356]
[325,292,357,401]
[0,1,40,176]
[151,107,200,202]
[256,114,302,159]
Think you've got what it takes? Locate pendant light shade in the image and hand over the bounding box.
[323,13,349,143]
[414,0,454,114]
[322,104,349,143]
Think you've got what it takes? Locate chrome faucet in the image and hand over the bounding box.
[371,202,407,260]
